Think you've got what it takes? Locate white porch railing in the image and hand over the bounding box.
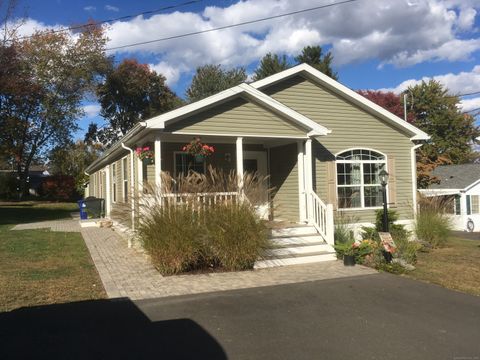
[307,191,335,245]
[160,192,239,207]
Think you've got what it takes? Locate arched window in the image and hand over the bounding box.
[336,149,386,209]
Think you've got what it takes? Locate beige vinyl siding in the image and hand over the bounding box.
[264,75,414,222]
[270,143,299,222]
[165,96,306,137]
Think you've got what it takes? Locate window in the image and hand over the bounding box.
[455,195,461,215]
[174,152,206,177]
[472,195,479,214]
[112,164,117,203]
[336,149,386,209]
[122,157,128,202]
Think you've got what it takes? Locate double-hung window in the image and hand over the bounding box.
[122,157,128,202]
[336,149,386,209]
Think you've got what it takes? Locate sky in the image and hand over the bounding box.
[9,0,480,139]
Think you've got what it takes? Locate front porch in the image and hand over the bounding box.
[131,133,334,245]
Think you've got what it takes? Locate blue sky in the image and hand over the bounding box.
[12,0,480,139]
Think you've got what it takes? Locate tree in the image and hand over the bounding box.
[252,53,290,81]
[0,24,109,197]
[186,64,247,102]
[407,80,480,187]
[49,140,102,195]
[91,59,179,146]
[357,90,404,119]
[294,45,338,80]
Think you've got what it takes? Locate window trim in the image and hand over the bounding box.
[173,151,207,178]
[335,148,388,210]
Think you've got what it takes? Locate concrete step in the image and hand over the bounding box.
[271,225,317,238]
[271,235,326,247]
[254,252,337,269]
[264,244,334,257]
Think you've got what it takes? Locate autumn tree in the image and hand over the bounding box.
[89,59,179,146]
[186,64,247,102]
[357,90,409,120]
[252,53,291,81]
[0,24,109,197]
[49,140,102,194]
[294,45,337,80]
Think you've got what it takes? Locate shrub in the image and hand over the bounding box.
[139,201,207,275]
[41,175,78,200]
[334,213,356,245]
[0,172,17,199]
[205,203,269,271]
[136,167,270,275]
[415,195,452,248]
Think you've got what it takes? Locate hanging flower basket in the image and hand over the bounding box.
[182,137,215,159]
[135,146,154,164]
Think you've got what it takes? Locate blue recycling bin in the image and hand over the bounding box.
[78,200,88,220]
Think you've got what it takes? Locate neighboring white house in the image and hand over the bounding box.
[420,164,480,232]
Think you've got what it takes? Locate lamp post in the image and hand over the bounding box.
[379,169,389,232]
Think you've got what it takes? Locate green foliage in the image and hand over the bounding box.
[0,172,17,199]
[205,203,269,271]
[334,214,355,245]
[294,45,338,80]
[415,196,452,248]
[0,25,109,196]
[407,80,480,187]
[186,64,247,102]
[252,53,291,81]
[49,140,102,195]
[92,59,179,146]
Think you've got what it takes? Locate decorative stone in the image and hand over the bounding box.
[392,258,416,271]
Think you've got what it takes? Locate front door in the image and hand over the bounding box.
[243,151,269,219]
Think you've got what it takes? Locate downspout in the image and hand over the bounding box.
[121,143,136,239]
[411,143,423,219]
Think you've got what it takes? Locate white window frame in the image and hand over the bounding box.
[122,157,128,203]
[111,163,117,203]
[335,148,387,210]
[173,151,207,178]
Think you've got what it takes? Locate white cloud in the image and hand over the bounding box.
[379,65,480,94]
[458,97,480,112]
[105,5,120,12]
[84,5,96,12]
[82,104,101,118]
[101,0,480,80]
[11,0,480,87]
[148,61,186,86]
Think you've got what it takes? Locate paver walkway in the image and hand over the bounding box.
[12,219,81,232]
[13,219,377,300]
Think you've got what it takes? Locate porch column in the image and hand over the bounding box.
[154,136,162,191]
[236,137,244,191]
[105,165,111,217]
[297,141,307,222]
[305,138,313,222]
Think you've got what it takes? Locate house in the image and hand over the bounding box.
[419,164,480,232]
[0,165,50,197]
[85,63,429,266]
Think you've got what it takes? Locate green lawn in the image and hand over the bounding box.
[406,237,480,296]
[0,202,106,312]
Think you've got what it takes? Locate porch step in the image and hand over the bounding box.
[254,252,337,269]
[264,244,333,257]
[271,225,318,238]
[255,223,336,269]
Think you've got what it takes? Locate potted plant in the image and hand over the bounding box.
[343,242,358,266]
[182,137,215,162]
[135,146,154,164]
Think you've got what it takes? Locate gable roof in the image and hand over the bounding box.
[250,63,430,141]
[146,83,330,136]
[428,164,480,190]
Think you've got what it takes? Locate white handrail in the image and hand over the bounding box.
[307,191,334,245]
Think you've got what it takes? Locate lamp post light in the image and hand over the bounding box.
[379,169,389,232]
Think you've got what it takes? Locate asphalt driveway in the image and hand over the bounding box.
[1,273,479,359]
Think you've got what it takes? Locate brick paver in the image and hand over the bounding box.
[12,219,81,232]
[13,219,377,300]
